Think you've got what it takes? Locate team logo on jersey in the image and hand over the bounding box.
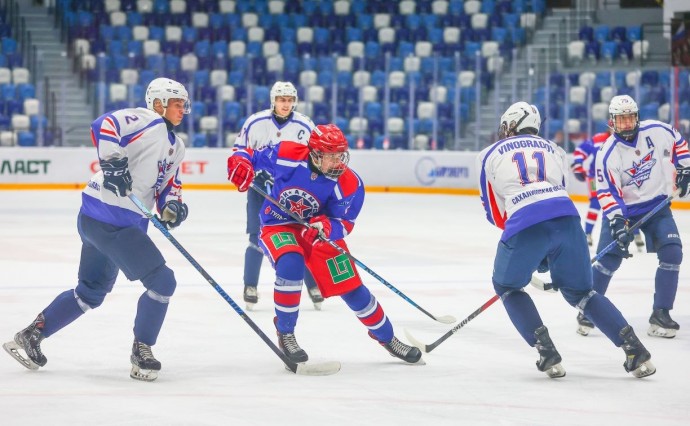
[279,187,320,219]
[624,150,656,188]
[153,159,174,191]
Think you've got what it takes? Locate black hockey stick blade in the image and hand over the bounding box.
[128,194,340,376]
[405,294,500,353]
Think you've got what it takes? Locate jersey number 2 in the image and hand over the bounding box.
[512,151,545,184]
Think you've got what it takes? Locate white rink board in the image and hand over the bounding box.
[0,147,589,194]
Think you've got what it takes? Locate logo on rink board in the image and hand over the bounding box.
[415,157,469,186]
[271,232,298,249]
[327,254,355,284]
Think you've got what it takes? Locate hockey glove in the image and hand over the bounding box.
[227,155,255,192]
[100,157,133,197]
[570,162,587,182]
[254,170,275,193]
[160,200,188,230]
[301,215,332,244]
[610,214,633,258]
[675,166,690,198]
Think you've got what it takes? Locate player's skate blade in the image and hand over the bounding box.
[543,363,566,378]
[630,360,656,378]
[130,365,159,381]
[3,340,40,370]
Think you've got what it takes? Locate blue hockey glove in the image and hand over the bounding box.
[610,214,633,258]
[100,157,133,197]
[160,200,188,229]
[254,170,275,193]
[675,166,690,198]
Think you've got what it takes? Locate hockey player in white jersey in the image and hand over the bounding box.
[233,81,324,310]
[2,78,190,382]
[586,94,689,339]
[477,101,655,378]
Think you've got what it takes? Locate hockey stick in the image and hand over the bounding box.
[405,294,500,353]
[128,193,340,376]
[250,183,457,324]
[531,192,678,293]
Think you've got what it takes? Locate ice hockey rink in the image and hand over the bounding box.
[1,190,689,426]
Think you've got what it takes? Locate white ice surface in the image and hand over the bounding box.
[1,190,689,426]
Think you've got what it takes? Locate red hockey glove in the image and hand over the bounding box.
[227,155,255,192]
[570,162,587,182]
[301,215,332,244]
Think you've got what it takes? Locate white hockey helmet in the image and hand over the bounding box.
[498,101,541,139]
[145,78,191,114]
[270,81,298,113]
[608,95,639,140]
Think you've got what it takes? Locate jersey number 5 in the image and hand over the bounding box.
[512,151,545,185]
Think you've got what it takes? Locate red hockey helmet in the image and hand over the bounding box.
[308,124,350,179]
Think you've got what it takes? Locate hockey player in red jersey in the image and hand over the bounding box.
[227,123,423,365]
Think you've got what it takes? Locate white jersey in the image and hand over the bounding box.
[81,107,185,228]
[595,120,689,220]
[477,134,579,241]
[234,109,314,150]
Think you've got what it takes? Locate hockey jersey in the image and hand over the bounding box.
[81,107,185,230]
[234,109,314,150]
[595,120,690,220]
[233,141,364,241]
[572,132,609,178]
[477,134,580,241]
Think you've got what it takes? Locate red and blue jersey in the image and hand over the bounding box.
[234,141,364,240]
[572,132,609,178]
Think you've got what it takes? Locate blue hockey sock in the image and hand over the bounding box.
[41,290,88,338]
[582,293,628,346]
[342,286,393,343]
[654,244,681,309]
[133,290,170,346]
[592,255,621,295]
[501,289,543,346]
[243,233,263,286]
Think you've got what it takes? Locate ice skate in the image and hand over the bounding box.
[371,333,424,365]
[130,339,161,382]
[576,313,595,336]
[243,285,258,311]
[275,318,308,363]
[3,313,47,370]
[307,286,324,311]
[620,326,655,378]
[634,233,645,252]
[534,326,566,378]
[586,233,593,247]
[647,308,679,338]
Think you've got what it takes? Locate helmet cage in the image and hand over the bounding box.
[608,95,639,140]
[310,150,350,179]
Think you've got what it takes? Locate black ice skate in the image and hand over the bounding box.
[576,312,595,336]
[534,326,566,378]
[274,318,308,363]
[243,285,258,311]
[130,339,161,382]
[370,332,424,365]
[307,286,324,311]
[3,313,47,370]
[620,326,656,378]
[647,308,680,338]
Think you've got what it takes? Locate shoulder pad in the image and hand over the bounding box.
[277,141,310,161]
[337,169,361,197]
